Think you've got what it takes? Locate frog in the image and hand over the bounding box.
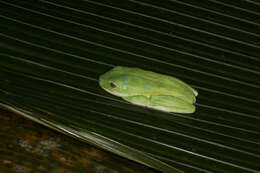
[99,66,198,113]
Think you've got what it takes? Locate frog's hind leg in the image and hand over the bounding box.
[178,93,196,104]
[149,95,195,114]
[167,76,198,97]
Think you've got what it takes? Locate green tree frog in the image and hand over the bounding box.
[99,66,198,113]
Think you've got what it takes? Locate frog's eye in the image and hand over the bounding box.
[110,82,117,88]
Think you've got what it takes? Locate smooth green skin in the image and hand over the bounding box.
[99,66,198,113]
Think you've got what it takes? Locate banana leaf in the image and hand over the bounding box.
[1,0,260,173]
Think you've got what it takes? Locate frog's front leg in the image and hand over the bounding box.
[122,95,150,107]
[149,95,195,113]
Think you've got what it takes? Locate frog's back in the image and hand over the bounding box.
[128,67,165,82]
[124,67,197,95]
[114,66,162,81]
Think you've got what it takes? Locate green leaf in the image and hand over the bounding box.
[1,0,260,173]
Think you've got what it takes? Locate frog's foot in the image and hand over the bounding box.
[149,95,195,114]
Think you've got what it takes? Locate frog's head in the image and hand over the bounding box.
[99,67,131,97]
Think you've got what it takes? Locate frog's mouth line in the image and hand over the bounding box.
[102,87,129,97]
